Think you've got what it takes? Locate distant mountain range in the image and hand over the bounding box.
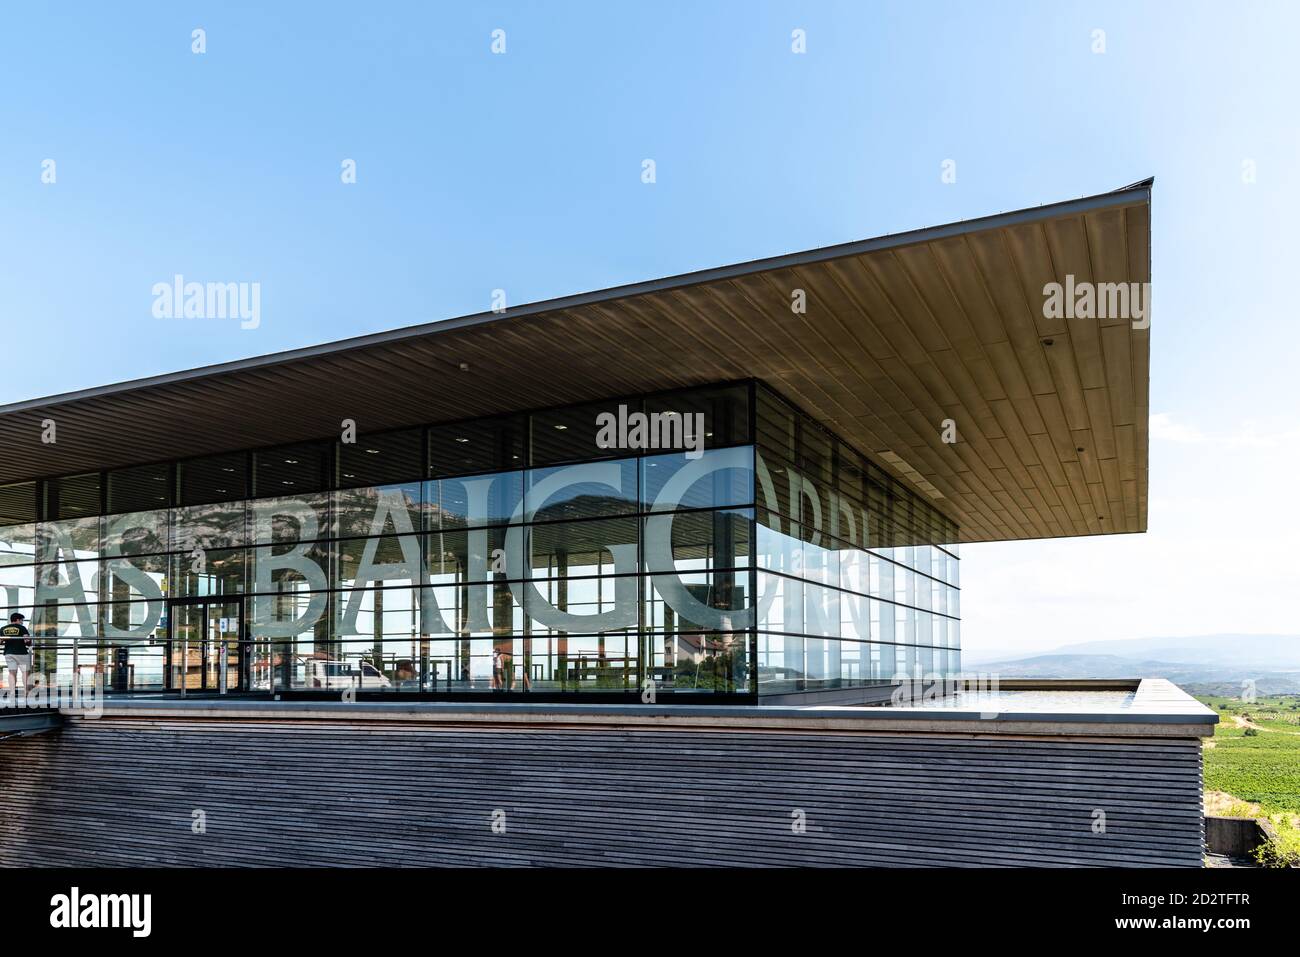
[964,634,1300,695]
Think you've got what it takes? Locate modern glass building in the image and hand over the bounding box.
[0,181,1151,706]
[0,181,1190,876]
[0,381,959,701]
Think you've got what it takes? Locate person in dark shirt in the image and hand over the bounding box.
[2,612,32,693]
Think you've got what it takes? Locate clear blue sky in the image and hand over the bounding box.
[1,1,1296,654]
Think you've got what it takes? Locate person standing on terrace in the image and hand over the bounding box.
[2,612,33,694]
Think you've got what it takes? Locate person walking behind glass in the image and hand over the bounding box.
[2,613,33,694]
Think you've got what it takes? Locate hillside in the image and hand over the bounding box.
[968,651,1300,694]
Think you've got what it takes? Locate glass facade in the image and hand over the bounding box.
[753,385,961,695]
[0,380,958,701]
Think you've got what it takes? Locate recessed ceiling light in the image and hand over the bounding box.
[284,459,298,464]
[342,473,355,479]
[215,489,226,493]
[364,449,380,454]
[454,438,469,444]
[554,424,567,430]
[221,467,235,473]
[282,480,295,486]
[705,432,713,438]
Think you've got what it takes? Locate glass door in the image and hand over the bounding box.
[166,597,244,694]
[167,602,204,692]
[206,599,242,693]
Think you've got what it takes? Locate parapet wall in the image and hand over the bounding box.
[0,683,1211,867]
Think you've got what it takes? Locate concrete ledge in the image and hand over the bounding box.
[62,678,1216,738]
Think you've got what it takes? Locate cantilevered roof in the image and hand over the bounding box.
[0,181,1151,543]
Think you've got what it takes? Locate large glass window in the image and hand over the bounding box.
[106,463,172,513]
[337,429,423,490]
[335,484,417,540]
[8,381,956,701]
[531,399,638,466]
[428,416,525,478]
[46,472,100,521]
[754,384,960,694]
[179,452,247,506]
[435,472,522,529]
[254,443,329,497]
[0,481,37,527]
[173,501,246,552]
[527,459,638,523]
